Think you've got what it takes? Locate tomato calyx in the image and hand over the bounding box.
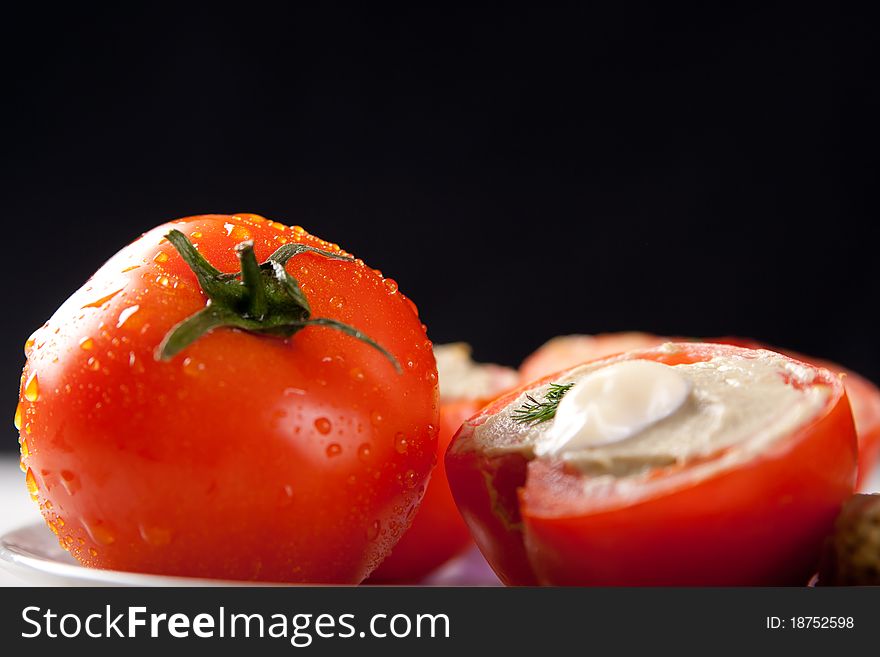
[155,229,401,372]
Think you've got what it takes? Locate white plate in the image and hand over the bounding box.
[0,523,256,586]
[0,522,500,587]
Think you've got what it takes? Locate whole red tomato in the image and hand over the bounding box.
[16,213,438,583]
[449,343,857,585]
[369,344,517,582]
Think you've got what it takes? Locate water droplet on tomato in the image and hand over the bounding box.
[153,251,169,263]
[85,521,116,546]
[79,336,95,350]
[315,417,332,434]
[60,470,80,496]
[366,520,381,541]
[156,275,171,287]
[86,357,100,371]
[329,295,346,309]
[139,525,172,547]
[13,402,22,430]
[88,548,98,558]
[81,288,123,309]
[403,469,418,488]
[394,433,408,454]
[25,468,39,500]
[383,278,399,294]
[19,437,29,458]
[350,367,365,382]
[24,336,36,356]
[326,443,342,457]
[116,305,140,328]
[24,373,39,402]
[370,410,383,425]
[358,443,372,461]
[231,225,252,241]
[182,357,205,376]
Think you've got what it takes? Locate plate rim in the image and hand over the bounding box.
[0,521,499,587]
[0,522,298,587]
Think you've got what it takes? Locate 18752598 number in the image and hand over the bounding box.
[766,617,854,629]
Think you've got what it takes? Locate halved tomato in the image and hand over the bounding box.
[450,343,858,585]
[520,333,880,487]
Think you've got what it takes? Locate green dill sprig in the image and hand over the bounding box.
[511,382,575,425]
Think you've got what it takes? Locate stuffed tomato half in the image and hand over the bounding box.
[447,342,858,586]
[520,333,880,487]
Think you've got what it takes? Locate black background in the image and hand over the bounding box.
[2,6,877,452]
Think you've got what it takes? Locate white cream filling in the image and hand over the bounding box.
[536,360,692,456]
[434,343,519,402]
[473,345,831,478]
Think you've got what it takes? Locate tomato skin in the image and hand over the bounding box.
[369,345,518,582]
[449,344,858,586]
[17,214,438,583]
[368,399,477,582]
[444,446,536,586]
[446,384,555,586]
